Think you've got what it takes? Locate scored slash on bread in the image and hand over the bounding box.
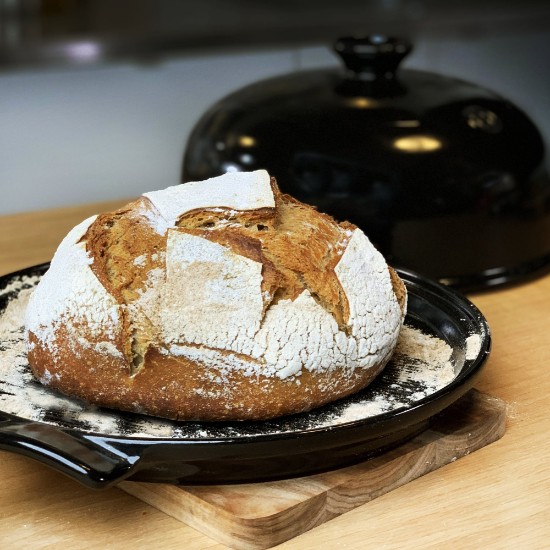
[25,170,406,421]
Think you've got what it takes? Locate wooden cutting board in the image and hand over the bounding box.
[120,389,507,550]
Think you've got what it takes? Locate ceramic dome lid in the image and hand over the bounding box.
[183,36,550,291]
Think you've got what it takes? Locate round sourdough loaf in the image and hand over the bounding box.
[25,170,406,421]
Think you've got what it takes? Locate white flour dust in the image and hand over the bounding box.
[0,272,471,439]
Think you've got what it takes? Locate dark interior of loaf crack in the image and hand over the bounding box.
[130,328,144,374]
[83,181,355,373]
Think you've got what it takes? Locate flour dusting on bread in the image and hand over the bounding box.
[24,170,407,421]
[25,215,122,355]
[143,170,275,235]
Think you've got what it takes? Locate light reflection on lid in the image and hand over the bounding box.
[238,135,257,147]
[345,97,378,109]
[393,135,442,153]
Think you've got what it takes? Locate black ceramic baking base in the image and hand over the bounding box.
[0,264,490,488]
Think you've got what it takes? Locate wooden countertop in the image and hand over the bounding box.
[1,201,549,549]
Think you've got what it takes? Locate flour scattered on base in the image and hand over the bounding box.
[1,273,459,439]
[465,334,482,361]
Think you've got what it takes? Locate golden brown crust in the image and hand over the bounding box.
[27,175,406,421]
[85,198,164,302]
[28,331,391,421]
[389,266,407,313]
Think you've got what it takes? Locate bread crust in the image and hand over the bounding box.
[28,331,395,421]
[25,171,406,421]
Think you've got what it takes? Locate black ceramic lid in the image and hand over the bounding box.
[183,36,550,291]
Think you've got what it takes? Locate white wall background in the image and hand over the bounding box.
[1,29,549,215]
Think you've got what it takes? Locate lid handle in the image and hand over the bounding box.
[334,36,412,81]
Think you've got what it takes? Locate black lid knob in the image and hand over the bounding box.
[334,36,412,81]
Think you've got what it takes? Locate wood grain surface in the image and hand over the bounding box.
[119,390,507,550]
[0,200,549,550]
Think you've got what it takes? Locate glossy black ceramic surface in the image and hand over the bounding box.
[0,264,490,489]
[183,36,550,291]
